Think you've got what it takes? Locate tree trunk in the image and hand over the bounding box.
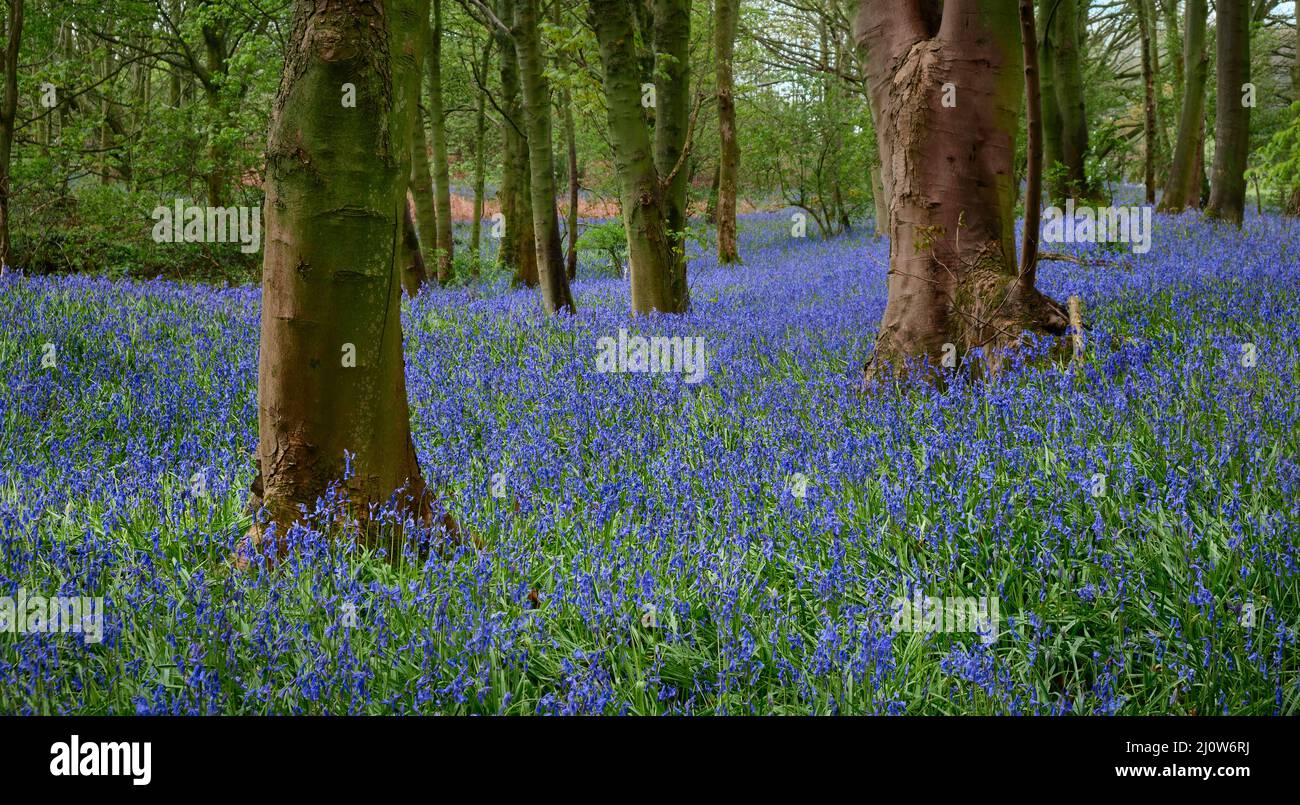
[202,25,228,206]
[514,0,576,313]
[401,200,427,297]
[410,116,439,277]
[870,165,887,237]
[553,0,580,282]
[1204,0,1250,226]
[715,0,741,264]
[589,0,689,314]
[426,0,455,282]
[497,0,538,287]
[410,0,439,279]
[855,0,1068,380]
[652,0,693,306]
[0,0,23,272]
[1037,0,1063,199]
[1289,13,1299,215]
[563,103,580,281]
[1158,0,1208,212]
[1038,0,1091,200]
[1020,0,1042,279]
[471,39,491,261]
[1135,0,1156,203]
[251,0,450,555]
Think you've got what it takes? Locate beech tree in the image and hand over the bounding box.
[1158,0,1209,212]
[1205,0,1252,226]
[476,0,576,312]
[0,0,22,271]
[856,0,1068,379]
[426,0,455,281]
[589,0,693,314]
[494,0,539,287]
[715,0,741,264]
[1037,0,1092,200]
[249,0,450,554]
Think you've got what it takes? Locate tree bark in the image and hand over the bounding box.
[715,0,741,264]
[426,0,455,281]
[0,0,23,272]
[1038,0,1091,200]
[1135,0,1156,203]
[1158,0,1208,212]
[856,0,1068,380]
[589,0,690,314]
[514,0,576,312]
[409,0,438,280]
[251,0,451,555]
[496,0,538,286]
[1204,0,1251,226]
[1020,0,1042,280]
[470,40,491,265]
[553,0,580,281]
[1289,13,1299,215]
[652,0,693,305]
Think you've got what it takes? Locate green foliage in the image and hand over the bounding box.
[575,219,627,276]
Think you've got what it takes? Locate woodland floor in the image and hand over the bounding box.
[1,209,1297,714]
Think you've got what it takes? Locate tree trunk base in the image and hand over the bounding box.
[862,268,1071,387]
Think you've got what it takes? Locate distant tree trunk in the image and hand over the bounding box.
[1204,0,1250,226]
[202,25,228,206]
[589,0,690,314]
[470,38,491,264]
[563,105,580,281]
[1037,0,1063,197]
[856,0,1068,380]
[410,0,439,279]
[553,0,580,281]
[514,0,576,312]
[715,0,741,264]
[1160,0,1182,93]
[427,0,455,281]
[653,0,693,302]
[705,162,719,224]
[410,119,439,276]
[251,0,450,554]
[1039,0,1091,200]
[1020,0,1042,278]
[1135,0,1156,203]
[0,0,23,272]
[496,0,537,286]
[1289,16,1299,216]
[401,200,427,297]
[1158,0,1208,212]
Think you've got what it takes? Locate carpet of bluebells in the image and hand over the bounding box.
[1,208,1298,715]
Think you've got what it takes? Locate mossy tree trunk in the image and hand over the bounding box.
[1158,0,1208,212]
[588,0,691,314]
[0,0,23,271]
[513,0,576,313]
[496,0,538,287]
[409,0,438,283]
[252,0,449,552]
[1038,0,1092,201]
[426,0,455,282]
